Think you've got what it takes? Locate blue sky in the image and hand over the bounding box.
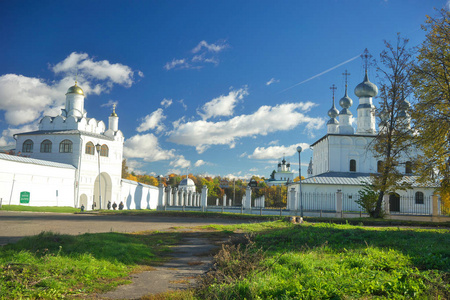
[0,0,448,179]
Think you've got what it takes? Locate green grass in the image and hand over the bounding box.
[1,211,449,299]
[0,205,80,213]
[97,209,286,221]
[0,231,181,299]
[199,221,450,299]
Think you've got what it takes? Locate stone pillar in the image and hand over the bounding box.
[173,187,178,206]
[223,195,227,207]
[183,191,187,206]
[289,188,296,210]
[216,198,219,206]
[432,195,439,219]
[158,184,165,208]
[383,194,390,215]
[244,186,252,209]
[229,199,232,206]
[188,191,192,206]
[336,190,342,217]
[197,193,201,206]
[201,185,208,209]
[166,186,172,206]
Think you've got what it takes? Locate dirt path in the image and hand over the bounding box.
[99,231,225,299]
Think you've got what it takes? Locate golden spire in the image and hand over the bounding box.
[110,104,118,117]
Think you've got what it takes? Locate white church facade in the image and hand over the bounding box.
[0,83,158,210]
[288,58,436,214]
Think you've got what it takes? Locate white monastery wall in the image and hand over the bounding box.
[120,179,159,210]
[0,157,75,207]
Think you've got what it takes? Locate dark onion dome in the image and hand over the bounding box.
[66,82,84,96]
[354,71,378,98]
[339,90,353,109]
[328,105,339,119]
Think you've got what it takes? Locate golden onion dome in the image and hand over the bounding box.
[110,104,118,117]
[66,82,84,96]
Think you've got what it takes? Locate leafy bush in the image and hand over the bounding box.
[356,184,383,218]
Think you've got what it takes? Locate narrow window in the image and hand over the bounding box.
[405,161,412,174]
[350,159,356,172]
[377,160,383,173]
[100,144,109,157]
[415,191,424,204]
[85,142,95,155]
[40,140,52,153]
[22,139,33,153]
[59,139,73,153]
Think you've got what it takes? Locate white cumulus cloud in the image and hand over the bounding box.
[167,102,324,153]
[164,59,189,70]
[170,155,191,169]
[136,108,166,133]
[0,74,59,126]
[161,98,173,108]
[192,40,229,53]
[198,87,248,120]
[52,52,136,87]
[123,133,175,162]
[248,143,310,159]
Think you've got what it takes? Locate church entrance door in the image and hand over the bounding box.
[79,194,88,209]
[94,172,112,210]
[389,193,400,212]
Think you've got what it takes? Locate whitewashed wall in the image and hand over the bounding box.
[120,179,159,210]
[0,155,76,207]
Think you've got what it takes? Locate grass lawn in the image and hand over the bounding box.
[0,205,80,213]
[0,211,449,299]
[196,221,450,299]
[0,230,181,299]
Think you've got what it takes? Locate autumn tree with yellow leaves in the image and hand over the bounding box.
[411,9,450,213]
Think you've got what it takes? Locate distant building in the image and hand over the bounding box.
[267,156,294,186]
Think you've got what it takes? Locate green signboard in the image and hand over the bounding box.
[20,191,30,204]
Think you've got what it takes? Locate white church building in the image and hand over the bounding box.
[0,82,158,210]
[266,157,294,186]
[287,59,436,214]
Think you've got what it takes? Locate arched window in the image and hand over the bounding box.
[59,139,73,153]
[377,161,383,173]
[349,159,356,172]
[85,142,95,155]
[415,191,424,204]
[40,140,52,153]
[22,139,33,153]
[100,144,109,157]
[405,161,412,174]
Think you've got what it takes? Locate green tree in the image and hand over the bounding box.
[371,36,415,218]
[411,9,450,208]
[121,159,129,179]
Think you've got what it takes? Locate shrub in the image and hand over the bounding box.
[356,184,383,218]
